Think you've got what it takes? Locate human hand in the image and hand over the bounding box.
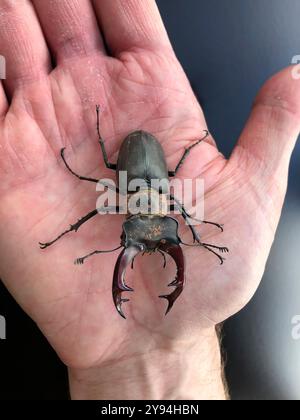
[0,0,299,400]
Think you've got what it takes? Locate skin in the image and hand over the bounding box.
[0,0,299,400]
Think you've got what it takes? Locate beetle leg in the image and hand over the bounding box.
[179,206,229,264]
[170,197,224,232]
[74,245,122,265]
[168,130,209,176]
[96,105,117,170]
[61,148,99,183]
[61,147,122,194]
[181,239,228,265]
[201,244,228,265]
[172,204,200,243]
[113,245,142,319]
[39,207,121,249]
[178,212,228,265]
[170,202,229,265]
[201,242,229,265]
[158,244,185,314]
[201,243,229,253]
[39,209,98,249]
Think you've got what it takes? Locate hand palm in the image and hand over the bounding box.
[0,2,299,370]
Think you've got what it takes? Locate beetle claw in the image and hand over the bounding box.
[220,247,229,253]
[158,243,185,315]
[159,290,183,315]
[122,284,134,291]
[74,257,84,265]
[113,246,141,318]
[168,278,179,287]
[115,297,130,319]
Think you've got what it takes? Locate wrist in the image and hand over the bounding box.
[68,327,227,400]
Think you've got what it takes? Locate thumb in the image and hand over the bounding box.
[230,66,300,194]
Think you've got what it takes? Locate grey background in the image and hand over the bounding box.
[0,0,299,400]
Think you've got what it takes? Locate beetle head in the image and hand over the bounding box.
[112,215,184,318]
[122,215,180,252]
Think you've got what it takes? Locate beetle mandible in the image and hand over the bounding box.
[39,106,228,318]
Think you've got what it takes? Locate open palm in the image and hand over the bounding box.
[0,0,299,371]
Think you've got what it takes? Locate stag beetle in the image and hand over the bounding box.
[39,106,228,318]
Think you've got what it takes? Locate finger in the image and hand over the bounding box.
[93,0,172,56]
[230,66,300,193]
[0,0,51,97]
[32,0,106,62]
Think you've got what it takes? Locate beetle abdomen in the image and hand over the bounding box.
[116,131,169,192]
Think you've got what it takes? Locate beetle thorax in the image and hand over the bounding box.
[127,188,168,217]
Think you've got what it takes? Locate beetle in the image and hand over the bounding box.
[39,105,228,318]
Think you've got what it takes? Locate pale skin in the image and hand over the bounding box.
[0,0,299,400]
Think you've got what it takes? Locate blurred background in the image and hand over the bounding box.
[0,0,299,400]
